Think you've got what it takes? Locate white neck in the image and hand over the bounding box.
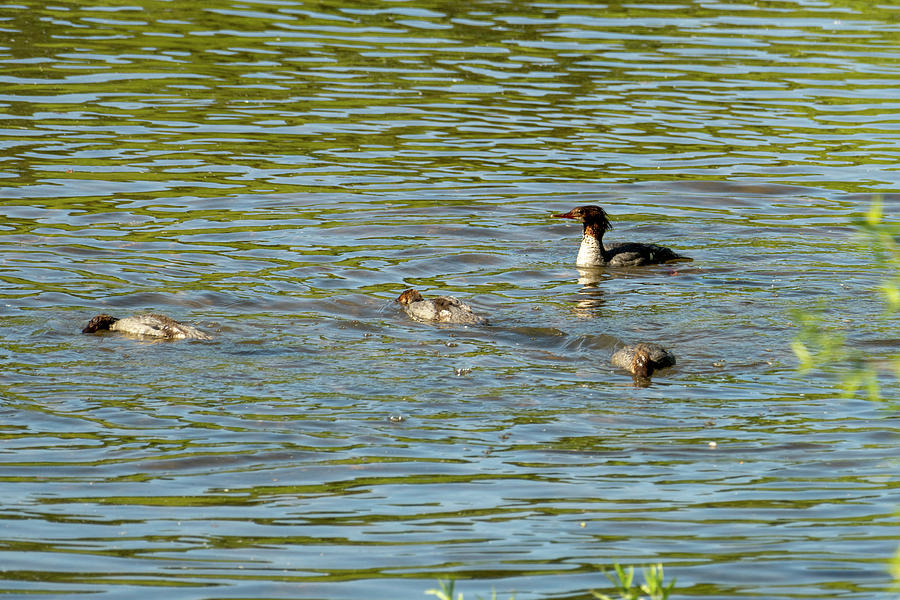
[576,234,606,267]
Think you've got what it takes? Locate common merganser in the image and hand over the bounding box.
[82,313,211,340]
[396,289,487,325]
[611,343,676,380]
[554,205,690,267]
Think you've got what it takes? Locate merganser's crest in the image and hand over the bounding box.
[554,205,690,267]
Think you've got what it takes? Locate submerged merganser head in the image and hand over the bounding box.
[554,205,690,268]
[82,314,119,334]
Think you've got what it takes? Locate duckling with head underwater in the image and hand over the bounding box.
[82,313,211,340]
[611,342,675,384]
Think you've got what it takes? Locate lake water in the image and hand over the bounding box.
[1,1,899,598]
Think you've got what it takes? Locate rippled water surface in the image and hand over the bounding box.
[1,1,899,598]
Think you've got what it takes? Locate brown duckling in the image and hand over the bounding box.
[396,289,486,326]
[611,342,676,382]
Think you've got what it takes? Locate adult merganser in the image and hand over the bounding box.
[82,313,211,340]
[554,205,690,267]
[396,289,487,325]
[611,343,676,380]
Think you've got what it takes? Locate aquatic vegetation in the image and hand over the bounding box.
[426,563,675,600]
[792,199,900,400]
[425,580,461,600]
[794,199,900,598]
[591,563,675,600]
[426,579,513,600]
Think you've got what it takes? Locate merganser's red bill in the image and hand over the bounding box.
[553,211,576,218]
